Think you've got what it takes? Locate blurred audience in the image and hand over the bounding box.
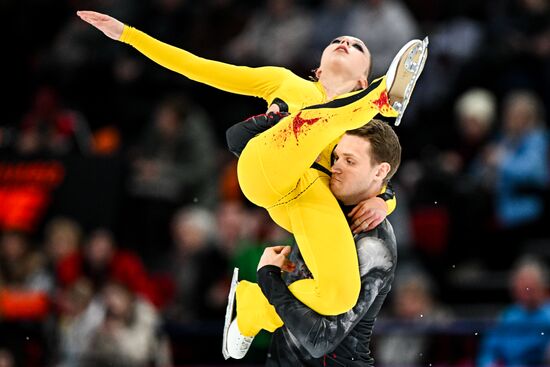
[54,279,103,367]
[489,90,548,228]
[215,200,250,258]
[477,255,550,367]
[344,0,420,77]
[486,0,550,107]
[157,206,228,322]
[0,230,51,321]
[415,4,486,121]
[122,93,219,257]
[472,90,549,268]
[81,281,172,367]
[3,0,550,365]
[56,228,163,308]
[375,268,454,366]
[16,86,93,157]
[127,93,218,206]
[43,217,82,274]
[231,207,291,283]
[307,0,355,65]
[444,88,497,174]
[224,0,313,68]
[441,88,497,267]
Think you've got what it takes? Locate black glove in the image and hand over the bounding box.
[226,99,289,157]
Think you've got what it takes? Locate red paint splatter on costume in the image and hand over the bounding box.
[292,112,321,139]
[371,90,390,111]
[272,119,291,148]
[271,130,289,148]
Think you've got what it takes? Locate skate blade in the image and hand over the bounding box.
[222,267,239,360]
[392,37,429,126]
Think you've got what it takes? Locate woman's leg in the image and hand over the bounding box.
[236,173,360,336]
[237,76,397,208]
[236,281,283,336]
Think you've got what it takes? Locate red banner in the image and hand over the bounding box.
[0,161,65,232]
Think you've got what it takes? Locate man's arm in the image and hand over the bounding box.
[257,235,394,358]
[226,101,289,157]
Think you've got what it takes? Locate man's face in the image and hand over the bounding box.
[330,134,387,205]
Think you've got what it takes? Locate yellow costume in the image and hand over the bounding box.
[120,26,397,335]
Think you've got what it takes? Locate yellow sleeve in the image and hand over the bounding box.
[386,195,397,215]
[119,25,288,101]
[379,183,397,215]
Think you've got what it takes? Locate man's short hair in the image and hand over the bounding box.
[346,119,401,183]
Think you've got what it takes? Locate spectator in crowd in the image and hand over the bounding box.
[307,0,355,65]
[375,268,454,366]
[471,90,549,268]
[224,0,313,68]
[56,228,163,308]
[158,206,228,322]
[344,0,420,77]
[215,200,252,260]
[43,216,83,274]
[440,88,497,267]
[0,231,51,366]
[184,0,252,60]
[123,93,219,256]
[486,0,550,108]
[16,86,93,156]
[415,3,486,125]
[477,255,550,367]
[231,206,292,283]
[443,88,497,174]
[40,0,143,88]
[81,281,172,367]
[54,278,103,367]
[0,230,51,320]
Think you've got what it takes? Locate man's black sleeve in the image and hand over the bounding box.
[226,101,288,156]
[257,236,394,358]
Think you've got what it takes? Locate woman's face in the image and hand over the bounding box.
[318,36,371,82]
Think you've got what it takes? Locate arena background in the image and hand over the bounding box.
[0,0,549,365]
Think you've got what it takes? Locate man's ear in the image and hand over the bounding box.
[315,68,322,79]
[357,77,369,90]
[375,163,391,182]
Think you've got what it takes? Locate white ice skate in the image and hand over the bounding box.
[386,37,429,126]
[222,268,254,360]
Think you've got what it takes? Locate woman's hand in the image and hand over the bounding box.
[77,10,124,40]
[348,197,388,234]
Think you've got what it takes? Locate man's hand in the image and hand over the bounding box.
[349,197,388,234]
[77,10,124,40]
[257,246,295,272]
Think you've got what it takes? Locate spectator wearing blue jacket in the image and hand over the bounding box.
[477,255,550,367]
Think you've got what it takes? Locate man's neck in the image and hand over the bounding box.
[340,184,383,217]
[346,184,383,206]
